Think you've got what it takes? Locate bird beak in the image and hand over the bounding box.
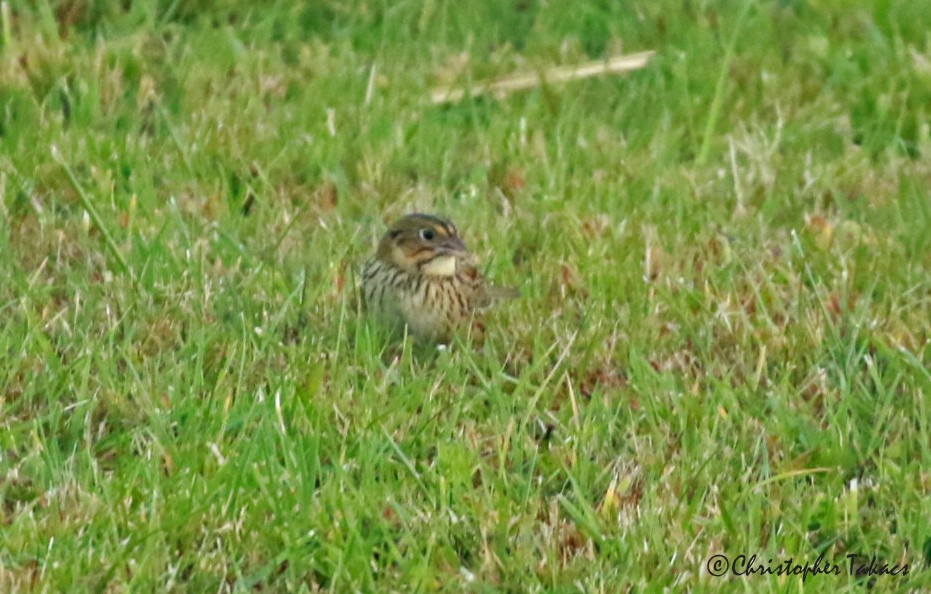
[435,236,469,258]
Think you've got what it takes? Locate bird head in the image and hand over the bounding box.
[377,213,470,276]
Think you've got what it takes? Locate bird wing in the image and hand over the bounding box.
[456,261,519,309]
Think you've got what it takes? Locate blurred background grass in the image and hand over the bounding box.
[1,0,930,592]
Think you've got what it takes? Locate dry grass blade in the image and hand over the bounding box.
[430,51,656,104]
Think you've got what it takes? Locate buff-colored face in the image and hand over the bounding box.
[376,213,470,276]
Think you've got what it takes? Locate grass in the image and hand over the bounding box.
[1,0,930,592]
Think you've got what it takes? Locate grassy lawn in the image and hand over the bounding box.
[2,0,930,591]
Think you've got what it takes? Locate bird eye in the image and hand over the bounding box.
[420,228,435,241]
